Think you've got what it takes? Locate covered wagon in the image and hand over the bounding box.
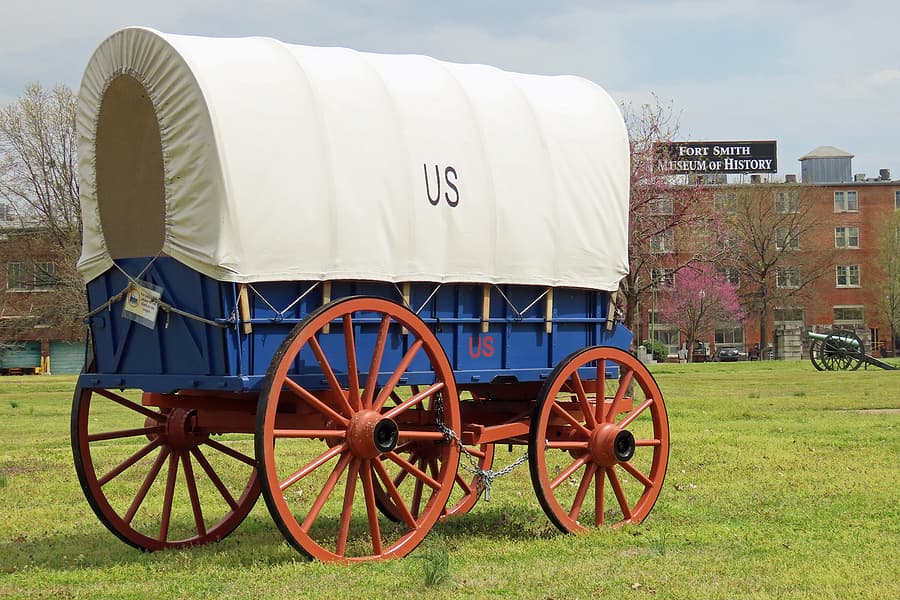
[72,27,669,562]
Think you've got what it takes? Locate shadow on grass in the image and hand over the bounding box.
[1,505,562,572]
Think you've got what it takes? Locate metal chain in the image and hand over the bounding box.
[434,394,529,502]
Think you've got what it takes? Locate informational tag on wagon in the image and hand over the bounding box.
[122,281,163,329]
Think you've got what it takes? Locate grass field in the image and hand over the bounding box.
[0,361,898,599]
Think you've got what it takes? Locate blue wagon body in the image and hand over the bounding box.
[82,256,631,393]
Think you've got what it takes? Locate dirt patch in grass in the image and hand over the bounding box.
[0,461,44,475]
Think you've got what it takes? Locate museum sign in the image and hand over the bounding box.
[656,140,777,174]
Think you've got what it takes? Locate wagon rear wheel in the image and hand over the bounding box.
[71,387,259,550]
[529,346,669,533]
[256,296,461,562]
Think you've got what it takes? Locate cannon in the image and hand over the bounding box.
[808,330,897,371]
[69,28,669,562]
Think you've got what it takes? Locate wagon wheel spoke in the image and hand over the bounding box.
[604,368,633,423]
[301,452,353,533]
[359,461,383,556]
[361,315,392,409]
[569,462,598,520]
[180,451,206,537]
[283,378,349,426]
[124,446,170,525]
[530,346,669,534]
[257,297,459,561]
[309,336,355,418]
[97,438,163,486]
[569,371,597,429]
[343,314,362,410]
[606,466,632,521]
[279,443,348,492]
[73,386,260,551]
[595,358,607,422]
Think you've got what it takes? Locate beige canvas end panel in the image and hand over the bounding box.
[95,73,166,259]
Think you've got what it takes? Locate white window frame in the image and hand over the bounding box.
[834,190,859,213]
[650,267,675,289]
[714,191,737,214]
[714,323,745,347]
[895,190,900,211]
[774,190,799,214]
[650,229,675,254]
[834,226,860,249]
[836,264,861,287]
[833,305,864,324]
[6,262,27,291]
[649,196,674,215]
[774,307,805,323]
[776,267,800,289]
[717,266,740,286]
[775,227,800,250]
[33,262,56,290]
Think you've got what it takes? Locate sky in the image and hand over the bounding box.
[2,0,898,180]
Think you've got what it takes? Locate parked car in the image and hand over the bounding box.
[717,346,741,362]
[692,341,711,362]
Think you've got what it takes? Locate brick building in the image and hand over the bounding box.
[0,214,85,374]
[642,146,899,359]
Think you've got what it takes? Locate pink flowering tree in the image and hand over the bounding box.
[660,265,744,362]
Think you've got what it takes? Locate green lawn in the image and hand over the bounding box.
[0,361,898,599]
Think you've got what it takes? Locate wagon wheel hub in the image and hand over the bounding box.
[144,408,205,450]
[347,410,399,459]
[589,423,635,466]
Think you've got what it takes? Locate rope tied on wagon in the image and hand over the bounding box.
[82,256,228,329]
[434,394,529,502]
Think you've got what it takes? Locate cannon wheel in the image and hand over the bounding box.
[256,296,461,562]
[529,346,669,533]
[822,330,864,371]
[809,339,826,371]
[71,386,260,550]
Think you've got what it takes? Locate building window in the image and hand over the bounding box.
[776,267,800,289]
[650,267,675,289]
[774,307,804,323]
[6,262,28,290]
[0,203,14,221]
[649,196,674,215]
[836,264,861,287]
[833,305,864,324]
[34,262,56,290]
[775,227,800,250]
[717,266,740,286]
[834,226,860,249]
[714,191,737,214]
[834,190,858,212]
[714,324,744,347]
[774,190,799,214]
[648,311,679,357]
[650,230,675,254]
[895,190,900,210]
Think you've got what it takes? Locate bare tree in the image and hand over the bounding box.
[874,211,900,353]
[618,97,724,338]
[0,82,84,339]
[719,184,833,355]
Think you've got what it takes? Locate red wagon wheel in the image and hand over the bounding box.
[256,296,461,562]
[71,387,260,550]
[529,346,669,533]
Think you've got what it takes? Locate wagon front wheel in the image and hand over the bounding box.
[529,346,669,533]
[256,296,461,562]
[71,387,260,550]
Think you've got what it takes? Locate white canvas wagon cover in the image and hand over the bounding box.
[77,27,630,290]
